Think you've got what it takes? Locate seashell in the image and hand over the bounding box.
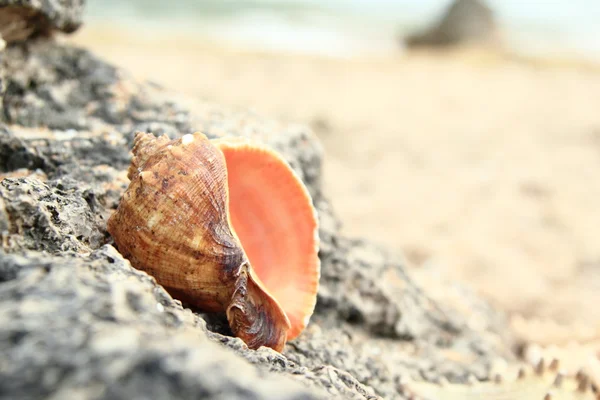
[107,131,320,352]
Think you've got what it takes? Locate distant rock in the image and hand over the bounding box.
[405,0,500,49]
[0,0,84,43]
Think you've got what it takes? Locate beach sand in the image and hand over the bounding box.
[66,25,600,340]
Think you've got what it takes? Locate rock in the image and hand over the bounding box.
[0,248,325,400]
[1,39,324,197]
[0,0,84,43]
[0,125,49,171]
[0,176,106,253]
[0,33,5,117]
[0,37,516,399]
[405,0,499,49]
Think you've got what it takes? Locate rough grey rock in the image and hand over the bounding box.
[0,176,106,253]
[2,40,324,197]
[0,126,48,171]
[0,29,5,117]
[0,247,324,400]
[0,0,83,43]
[0,38,516,399]
[405,0,499,48]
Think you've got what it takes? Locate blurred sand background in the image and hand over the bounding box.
[66,10,600,344]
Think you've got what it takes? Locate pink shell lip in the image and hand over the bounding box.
[214,137,320,341]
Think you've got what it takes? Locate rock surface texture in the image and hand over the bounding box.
[0,0,83,43]
[405,0,499,49]
[0,38,519,400]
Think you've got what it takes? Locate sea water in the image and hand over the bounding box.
[86,0,600,61]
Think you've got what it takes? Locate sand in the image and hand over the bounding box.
[66,25,600,339]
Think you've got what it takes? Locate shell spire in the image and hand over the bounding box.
[107,131,320,352]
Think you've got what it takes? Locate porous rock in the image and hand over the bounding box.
[0,0,83,43]
[0,247,324,400]
[0,176,106,253]
[405,0,499,48]
[0,37,516,399]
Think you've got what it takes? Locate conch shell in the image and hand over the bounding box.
[107,132,320,352]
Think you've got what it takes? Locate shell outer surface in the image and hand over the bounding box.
[108,132,244,310]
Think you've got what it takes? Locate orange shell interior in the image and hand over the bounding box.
[214,138,320,340]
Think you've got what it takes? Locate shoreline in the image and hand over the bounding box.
[69,22,600,68]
